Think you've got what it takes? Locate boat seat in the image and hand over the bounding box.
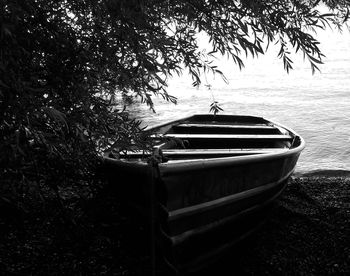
[175,123,276,129]
[172,123,281,134]
[117,148,289,158]
[161,148,289,155]
[162,133,293,141]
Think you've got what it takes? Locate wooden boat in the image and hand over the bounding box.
[102,114,305,273]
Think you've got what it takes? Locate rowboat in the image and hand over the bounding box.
[102,114,305,273]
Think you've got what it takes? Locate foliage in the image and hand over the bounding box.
[1,0,350,208]
[209,101,223,116]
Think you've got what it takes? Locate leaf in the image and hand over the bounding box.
[209,101,223,116]
[344,8,350,23]
[308,54,323,64]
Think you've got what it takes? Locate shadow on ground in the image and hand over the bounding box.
[1,177,349,275]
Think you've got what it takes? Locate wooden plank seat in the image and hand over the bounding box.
[175,123,276,129]
[118,148,289,158]
[162,148,289,155]
[172,123,281,134]
[162,133,293,141]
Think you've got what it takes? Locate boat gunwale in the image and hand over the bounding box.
[104,115,305,172]
[158,140,304,173]
[160,133,293,140]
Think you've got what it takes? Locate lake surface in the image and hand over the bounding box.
[128,29,350,174]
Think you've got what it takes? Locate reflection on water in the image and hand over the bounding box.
[126,29,350,173]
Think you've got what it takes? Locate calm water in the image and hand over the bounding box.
[128,29,350,173]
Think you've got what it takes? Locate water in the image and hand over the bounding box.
[128,29,350,174]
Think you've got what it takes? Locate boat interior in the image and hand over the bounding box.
[116,115,298,162]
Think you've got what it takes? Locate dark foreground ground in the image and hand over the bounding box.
[1,173,349,275]
[192,173,350,276]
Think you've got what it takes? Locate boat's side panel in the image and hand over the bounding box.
[159,154,299,211]
[157,153,300,242]
[167,172,289,237]
[171,183,287,273]
[159,154,300,272]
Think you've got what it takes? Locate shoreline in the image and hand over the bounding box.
[293,169,350,178]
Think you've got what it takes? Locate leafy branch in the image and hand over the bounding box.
[209,101,223,116]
